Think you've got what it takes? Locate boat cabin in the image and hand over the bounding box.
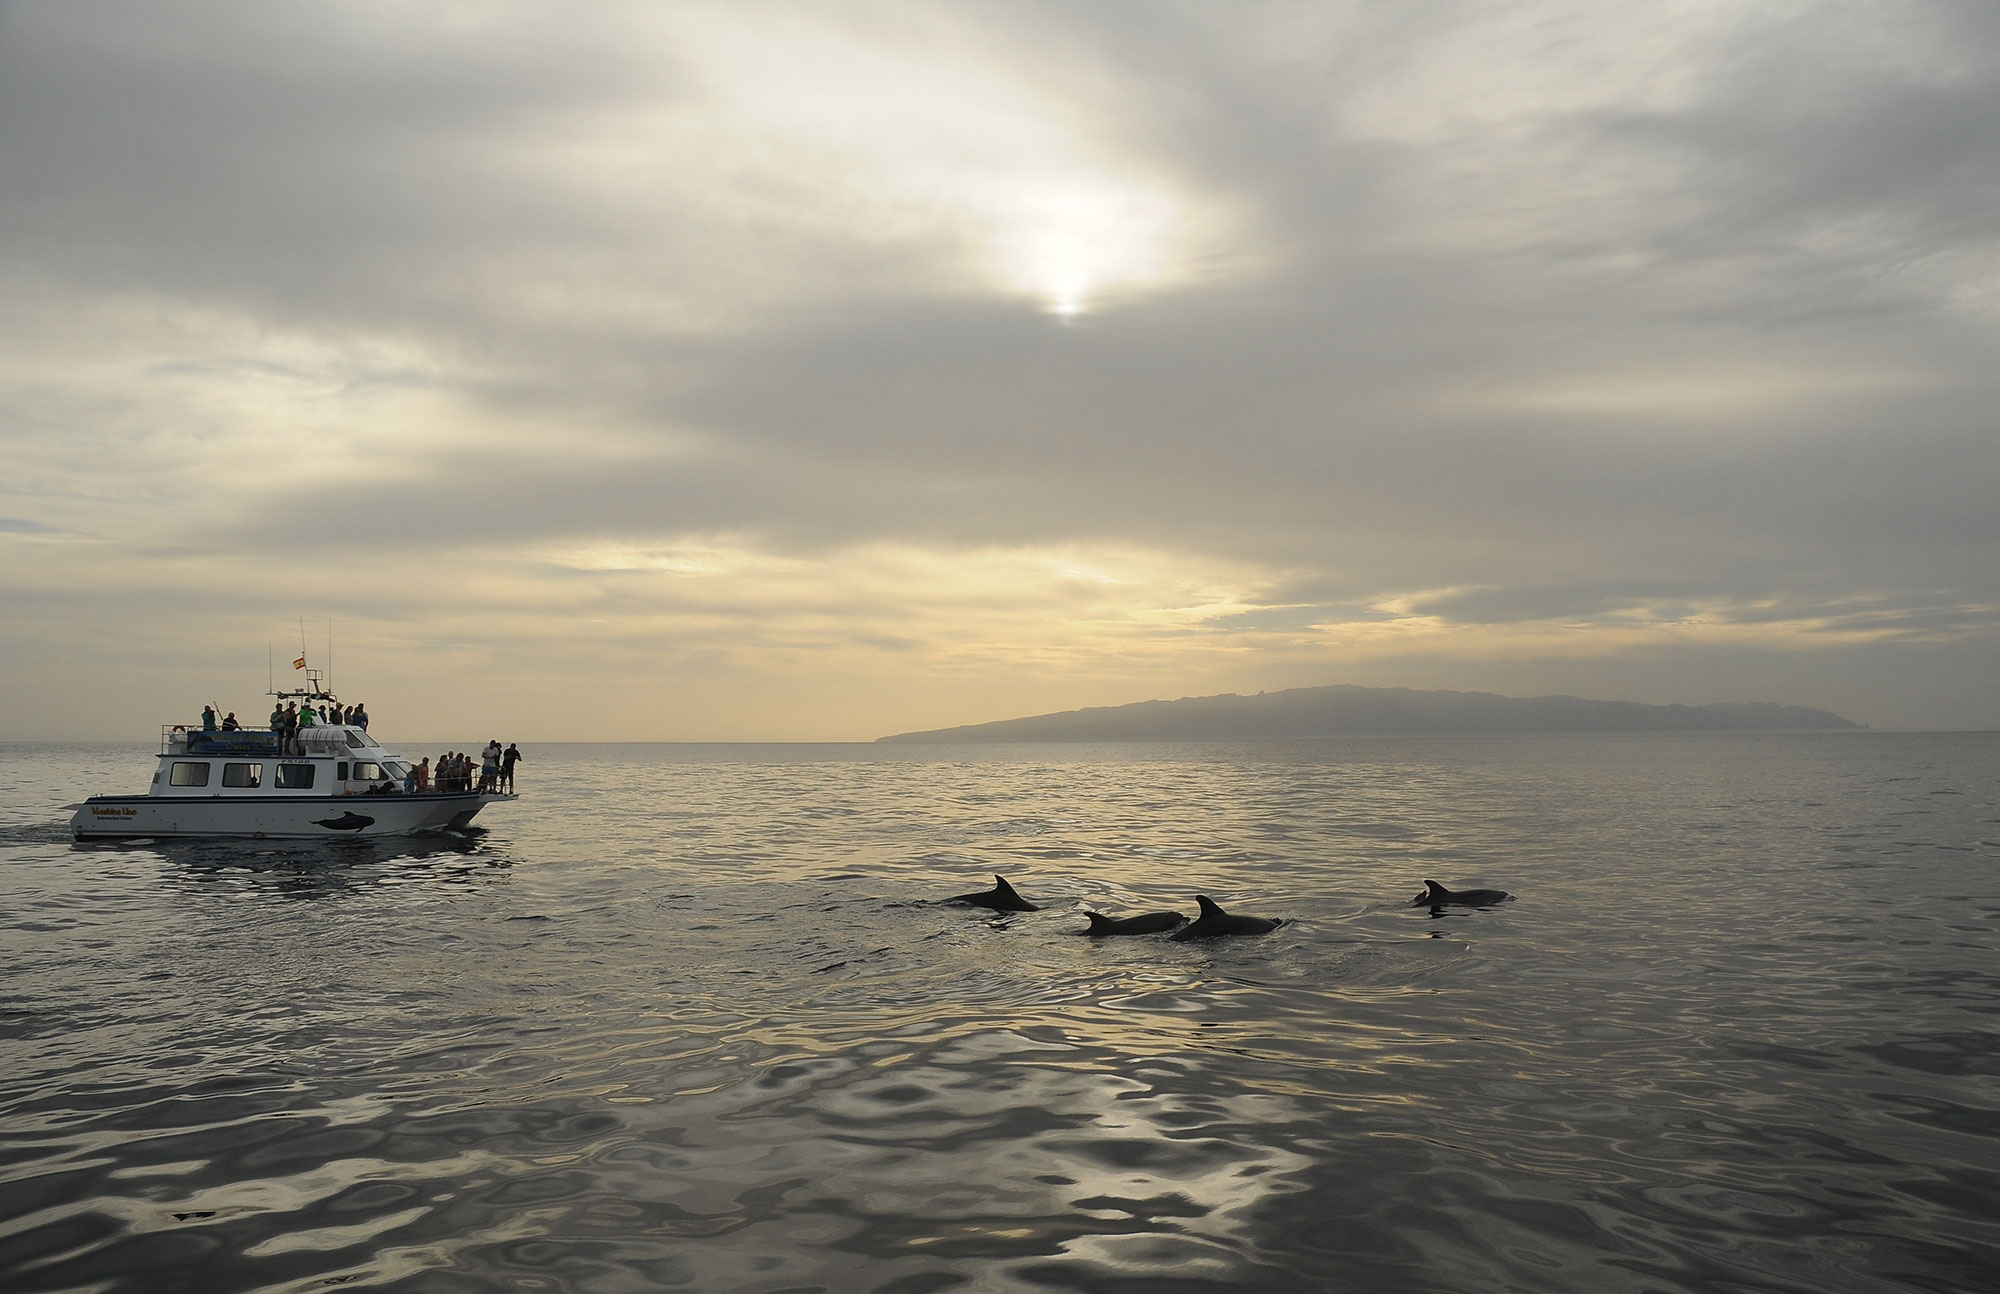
[157,723,411,798]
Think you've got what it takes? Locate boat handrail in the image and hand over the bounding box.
[158,724,386,757]
[159,726,285,757]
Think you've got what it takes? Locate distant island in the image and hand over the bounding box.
[878,684,1862,742]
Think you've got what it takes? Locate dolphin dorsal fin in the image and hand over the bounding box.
[1194,895,1222,917]
[1423,880,1446,898]
[1085,912,1114,933]
[993,874,1019,898]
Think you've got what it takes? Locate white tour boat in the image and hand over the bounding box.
[71,682,514,841]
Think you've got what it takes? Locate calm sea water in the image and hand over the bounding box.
[2,734,1998,1293]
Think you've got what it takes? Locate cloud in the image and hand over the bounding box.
[2,0,1997,736]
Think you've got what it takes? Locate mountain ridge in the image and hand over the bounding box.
[877,684,1862,742]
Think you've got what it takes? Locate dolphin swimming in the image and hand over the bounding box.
[1413,879,1512,908]
[1168,895,1281,940]
[949,874,1040,912]
[1077,910,1187,936]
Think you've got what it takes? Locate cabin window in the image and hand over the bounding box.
[221,763,263,788]
[276,763,316,789]
[353,761,383,781]
[337,761,350,780]
[345,731,366,749]
[169,762,211,787]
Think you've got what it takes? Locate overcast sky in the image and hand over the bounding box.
[4,0,1997,739]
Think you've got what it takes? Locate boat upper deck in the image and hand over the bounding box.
[163,723,384,757]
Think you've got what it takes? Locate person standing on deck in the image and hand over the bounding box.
[501,743,522,793]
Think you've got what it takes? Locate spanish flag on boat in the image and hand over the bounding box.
[293,655,307,670]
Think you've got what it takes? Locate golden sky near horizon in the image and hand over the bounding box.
[3,0,1998,739]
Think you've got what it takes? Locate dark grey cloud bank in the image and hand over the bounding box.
[3,0,1997,730]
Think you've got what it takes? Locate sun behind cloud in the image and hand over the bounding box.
[640,3,1240,319]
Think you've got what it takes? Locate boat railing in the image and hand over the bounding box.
[158,724,384,757]
[160,726,284,757]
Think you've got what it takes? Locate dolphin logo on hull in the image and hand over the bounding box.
[1078,910,1187,936]
[1413,879,1511,908]
[314,812,376,832]
[949,874,1039,912]
[1169,895,1281,940]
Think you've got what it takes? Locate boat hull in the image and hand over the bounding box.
[71,792,511,840]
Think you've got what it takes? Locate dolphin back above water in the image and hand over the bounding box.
[1169,895,1281,940]
[1414,879,1512,908]
[1079,910,1187,936]
[950,874,1040,912]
